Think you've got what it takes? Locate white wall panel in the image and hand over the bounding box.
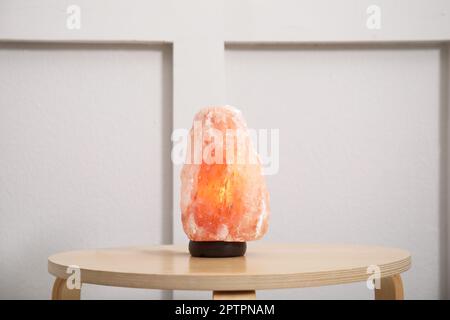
[0,43,172,299]
[224,0,450,42]
[223,44,442,299]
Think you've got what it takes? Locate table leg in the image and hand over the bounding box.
[212,291,256,300]
[51,278,81,300]
[374,274,404,300]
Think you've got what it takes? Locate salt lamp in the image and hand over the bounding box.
[180,106,270,257]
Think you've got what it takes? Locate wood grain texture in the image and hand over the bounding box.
[51,278,81,300]
[375,274,404,300]
[213,290,256,300]
[48,243,411,291]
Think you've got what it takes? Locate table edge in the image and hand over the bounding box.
[48,245,411,290]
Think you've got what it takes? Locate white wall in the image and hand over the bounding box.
[0,43,172,299]
[225,44,442,299]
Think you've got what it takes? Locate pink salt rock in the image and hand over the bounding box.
[181,106,270,242]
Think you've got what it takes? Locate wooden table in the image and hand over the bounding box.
[48,243,411,300]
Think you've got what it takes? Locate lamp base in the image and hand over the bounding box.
[189,241,247,258]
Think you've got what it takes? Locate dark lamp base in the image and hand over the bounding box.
[189,241,247,258]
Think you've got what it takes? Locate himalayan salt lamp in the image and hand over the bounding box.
[180,106,270,257]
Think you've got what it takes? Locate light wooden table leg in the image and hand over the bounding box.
[212,290,256,300]
[52,278,81,300]
[375,274,404,300]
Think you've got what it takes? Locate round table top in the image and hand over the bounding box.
[48,243,411,291]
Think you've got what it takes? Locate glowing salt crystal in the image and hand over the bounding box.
[181,106,270,242]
